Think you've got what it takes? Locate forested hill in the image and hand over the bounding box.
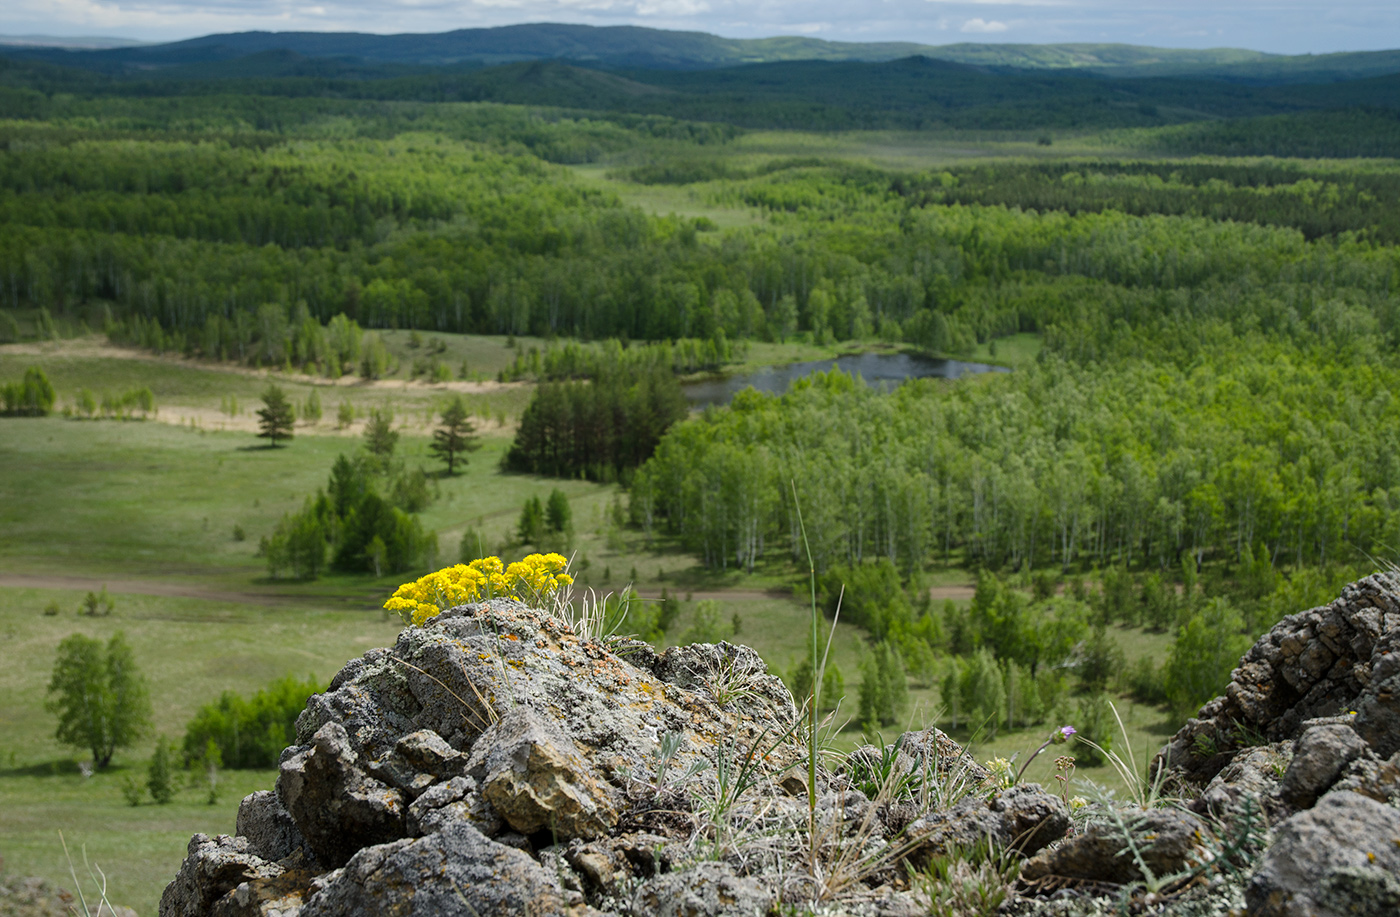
[6,24,1400,83]
[4,52,1400,136]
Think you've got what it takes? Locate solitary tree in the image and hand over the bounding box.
[428,396,480,475]
[256,384,295,447]
[545,488,572,533]
[363,408,398,470]
[46,632,151,768]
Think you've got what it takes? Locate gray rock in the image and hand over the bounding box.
[465,705,619,840]
[235,792,307,864]
[1328,749,1400,804]
[1198,742,1291,817]
[894,726,993,786]
[1279,724,1367,809]
[405,774,502,837]
[1246,791,1400,917]
[365,728,467,797]
[276,722,407,868]
[1353,630,1400,759]
[1021,808,1208,886]
[631,861,775,917]
[1154,573,1400,787]
[159,834,284,917]
[298,823,581,917]
[906,783,1068,861]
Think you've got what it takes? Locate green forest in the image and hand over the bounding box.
[3,32,1400,910]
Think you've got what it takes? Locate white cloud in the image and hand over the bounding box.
[960,17,1008,33]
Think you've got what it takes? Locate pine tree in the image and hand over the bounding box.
[256,384,295,447]
[428,396,479,475]
[362,408,398,469]
[545,488,572,533]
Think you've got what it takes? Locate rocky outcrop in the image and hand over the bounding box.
[162,598,1055,917]
[1154,572,1400,787]
[1140,572,1400,917]
[161,575,1400,917]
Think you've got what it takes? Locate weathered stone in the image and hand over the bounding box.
[159,835,283,917]
[1328,750,1400,804]
[298,823,580,917]
[466,705,619,840]
[1021,808,1209,886]
[276,722,407,868]
[404,774,502,837]
[1353,630,1400,759]
[235,792,307,864]
[1197,742,1290,817]
[364,728,466,797]
[894,726,992,786]
[1154,572,1400,787]
[630,861,775,917]
[907,783,1068,861]
[1279,724,1367,808]
[1246,791,1400,917]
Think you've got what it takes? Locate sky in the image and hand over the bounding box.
[1,1,1397,55]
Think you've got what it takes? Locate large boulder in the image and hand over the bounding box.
[298,823,586,917]
[1246,791,1400,917]
[162,600,806,916]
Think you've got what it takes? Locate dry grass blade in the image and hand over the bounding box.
[391,655,498,729]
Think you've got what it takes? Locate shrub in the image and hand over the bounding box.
[1164,598,1251,717]
[1073,692,1115,766]
[858,641,908,733]
[1,366,56,416]
[182,674,322,769]
[679,599,733,645]
[147,738,174,804]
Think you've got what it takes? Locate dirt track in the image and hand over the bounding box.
[0,573,306,608]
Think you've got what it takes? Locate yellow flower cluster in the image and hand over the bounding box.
[383,553,573,626]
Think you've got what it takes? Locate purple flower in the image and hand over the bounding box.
[1053,725,1077,744]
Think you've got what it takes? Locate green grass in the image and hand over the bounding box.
[0,587,403,915]
[966,332,1044,369]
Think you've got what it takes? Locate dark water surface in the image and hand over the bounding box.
[682,352,1011,407]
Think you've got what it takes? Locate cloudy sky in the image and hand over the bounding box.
[3,1,1397,54]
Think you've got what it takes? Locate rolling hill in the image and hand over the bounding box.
[3,23,1397,84]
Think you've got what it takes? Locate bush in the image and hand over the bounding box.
[147,738,174,804]
[679,599,734,645]
[182,674,322,769]
[1122,656,1168,705]
[1073,692,1115,766]
[1,366,55,416]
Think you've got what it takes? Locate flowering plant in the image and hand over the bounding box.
[384,553,573,626]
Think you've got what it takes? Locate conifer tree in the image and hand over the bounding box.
[256,384,295,447]
[428,396,479,475]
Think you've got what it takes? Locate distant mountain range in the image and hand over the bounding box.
[0,34,150,50]
[3,23,1398,84]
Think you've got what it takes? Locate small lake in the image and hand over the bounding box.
[682,352,1011,408]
